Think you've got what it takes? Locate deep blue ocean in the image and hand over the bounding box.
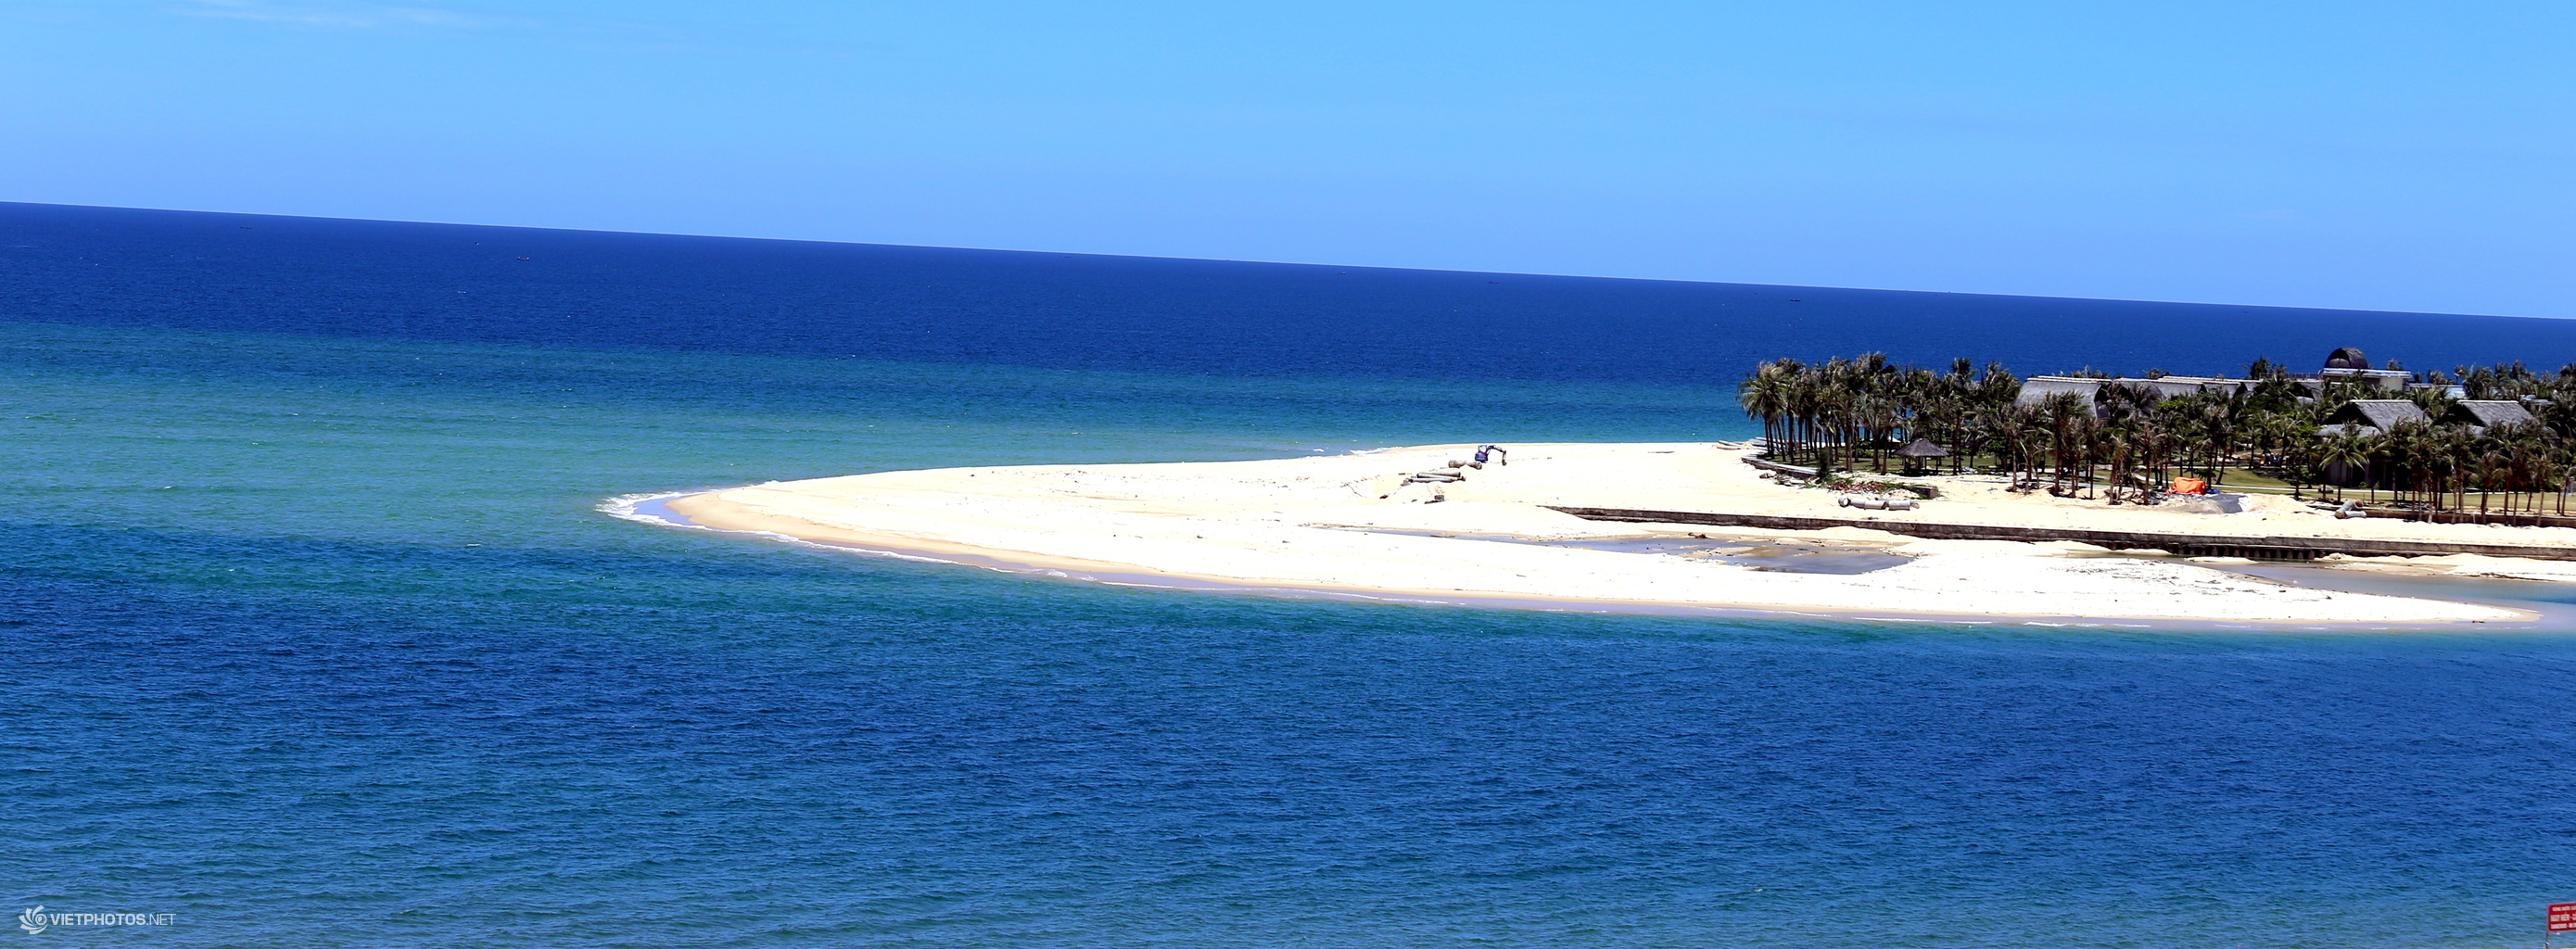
[6,201,2576,948]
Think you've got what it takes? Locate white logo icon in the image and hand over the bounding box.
[17,907,43,935]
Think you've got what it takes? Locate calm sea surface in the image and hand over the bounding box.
[6,201,2575,948]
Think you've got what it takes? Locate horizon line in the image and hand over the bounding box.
[4,199,2548,324]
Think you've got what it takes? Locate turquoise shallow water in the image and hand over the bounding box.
[7,205,2576,948]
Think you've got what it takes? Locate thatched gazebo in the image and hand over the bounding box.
[1896,437,1949,475]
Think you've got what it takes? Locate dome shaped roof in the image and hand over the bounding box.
[2324,347,2369,371]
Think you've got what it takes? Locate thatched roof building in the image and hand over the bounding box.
[2013,375,2250,410]
[2313,347,2415,391]
[2317,399,2429,436]
[2014,376,2106,408]
[2126,377,2234,400]
[2439,399,2537,432]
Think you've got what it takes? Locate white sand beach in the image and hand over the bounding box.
[664,443,2550,625]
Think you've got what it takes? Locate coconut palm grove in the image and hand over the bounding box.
[1738,350,2576,518]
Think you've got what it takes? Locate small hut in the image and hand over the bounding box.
[1895,437,1949,475]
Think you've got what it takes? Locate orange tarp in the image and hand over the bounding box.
[2169,477,2208,495]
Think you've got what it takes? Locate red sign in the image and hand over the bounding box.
[2549,903,2576,932]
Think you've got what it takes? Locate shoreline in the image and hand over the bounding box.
[623,443,2564,626]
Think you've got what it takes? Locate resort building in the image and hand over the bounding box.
[2440,399,2539,432]
[2019,349,2458,419]
[2310,399,2554,487]
[2014,375,2249,410]
[2315,399,2430,438]
[2315,347,2415,392]
[2312,400,2429,488]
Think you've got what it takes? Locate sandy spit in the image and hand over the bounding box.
[662,443,2534,626]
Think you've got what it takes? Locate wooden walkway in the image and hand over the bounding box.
[1544,506,2576,563]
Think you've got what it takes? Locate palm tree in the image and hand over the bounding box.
[2433,427,2470,513]
[1993,407,2033,488]
[1739,361,1788,454]
[2207,388,2248,484]
[2352,433,2388,503]
[2317,431,2369,502]
[2552,443,2573,516]
[1864,395,1904,473]
[2277,429,2326,501]
[2478,446,2508,515]
[2500,424,2540,515]
[2386,421,2430,510]
[1785,362,1819,465]
[2037,391,2088,492]
[1815,385,1852,475]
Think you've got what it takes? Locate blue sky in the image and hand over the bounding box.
[2,1,2568,316]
